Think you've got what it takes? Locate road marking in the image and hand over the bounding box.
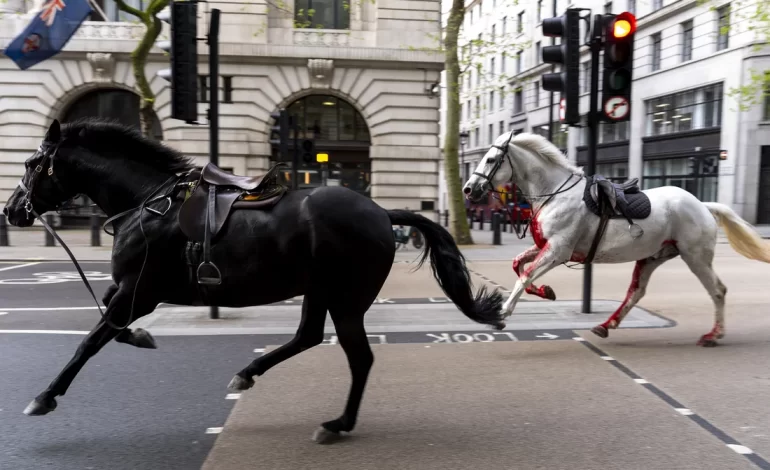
[579,339,770,470]
[572,336,586,342]
[253,348,265,354]
[205,427,223,434]
[225,393,241,400]
[0,312,7,316]
[0,306,106,312]
[600,356,615,361]
[0,329,88,335]
[0,262,40,272]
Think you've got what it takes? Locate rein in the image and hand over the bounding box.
[18,145,183,331]
[472,133,584,240]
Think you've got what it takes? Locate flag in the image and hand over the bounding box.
[3,0,92,70]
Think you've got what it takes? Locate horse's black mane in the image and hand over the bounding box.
[61,118,195,174]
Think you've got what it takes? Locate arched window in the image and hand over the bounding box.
[62,88,162,141]
[294,0,350,30]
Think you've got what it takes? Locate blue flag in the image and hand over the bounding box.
[3,0,92,70]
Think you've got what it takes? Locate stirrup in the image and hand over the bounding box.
[197,261,222,285]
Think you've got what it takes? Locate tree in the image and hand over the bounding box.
[114,0,170,138]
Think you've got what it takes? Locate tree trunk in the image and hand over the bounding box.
[132,14,163,138]
[443,0,473,245]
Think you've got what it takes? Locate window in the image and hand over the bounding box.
[285,95,370,142]
[651,33,662,71]
[604,1,612,13]
[294,0,350,30]
[518,12,524,33]
[627,0,636,14]
[90,0,150,21]
[516,52,522,74]
[475,96,481,117]
[223,76,233,103]
[489,90,495,112]
[467,100,472,120]
[490,57,496,76]
[645,83,723,136]
[599,121,629,143]
[499,86,505,109]
[198,75,209,102]
[764,73,770,121]
[477,64,482,85]
[499,121,505,137]
[488,124,494,144]
[643,156,719,202]
[534,81,540,107]
[491,24,496,43]
[537,0,542,23]
[514,89,523,114]
[501,53,506,74]
[717,4,730,51]
[582,61,591,93]
[535,42,541,65]
[596,162,629,183]
[533,122,569,149]
[474,128,480,147]
[502,16,507,35]
[681,20,693,62]
[653,0,662,9]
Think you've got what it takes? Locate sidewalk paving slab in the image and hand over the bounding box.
[202,342,752,470]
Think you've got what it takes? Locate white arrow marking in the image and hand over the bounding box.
[536,332,559,340]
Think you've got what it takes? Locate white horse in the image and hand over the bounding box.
[462,131,770,347]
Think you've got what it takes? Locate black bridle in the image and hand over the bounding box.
[15,144,179,331]
[469,132,583,239]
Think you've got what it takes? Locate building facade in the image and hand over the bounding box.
[439,0,770,224]
[0,0,444,220]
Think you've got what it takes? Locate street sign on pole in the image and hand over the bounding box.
[559,98,566,121]
[603,96,630,120]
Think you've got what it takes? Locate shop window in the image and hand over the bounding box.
[642,156,719,201]
[645,83,723,136]
[533,121,568,149]
[596,162,628,182]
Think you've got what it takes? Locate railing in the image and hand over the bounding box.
[293,29,350,47]
[73,22,147,40]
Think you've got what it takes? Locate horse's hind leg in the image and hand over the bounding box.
[680,250,727,347]
[313,307,373,444]
[228,291,327,390]
[513,245,557,300]
[591,248,678,339]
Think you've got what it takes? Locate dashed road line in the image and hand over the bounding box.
[0,329,88,335]
[576,336,770,470]
[468,267,511,293]
[0,262,40,272]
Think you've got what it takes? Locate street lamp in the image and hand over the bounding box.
[459,130,469,181]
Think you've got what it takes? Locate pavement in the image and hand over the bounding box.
[2,223,770,469]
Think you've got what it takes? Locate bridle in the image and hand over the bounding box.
[469,132,583,239]
[14,143,180,331]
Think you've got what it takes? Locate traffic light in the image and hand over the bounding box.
[269,109,290,161]
[541,9,581,125]
[601,12,636,122]
[157,1,198,123]
[300,139,316,164]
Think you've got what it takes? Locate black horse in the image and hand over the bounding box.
[3,119,504,442]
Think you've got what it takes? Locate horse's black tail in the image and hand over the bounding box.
[387,210,505,329]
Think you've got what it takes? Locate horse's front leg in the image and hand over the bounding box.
[24,285,157,416]
[513,245,557,300]
[100,283,157,349]
[503,242,570,317]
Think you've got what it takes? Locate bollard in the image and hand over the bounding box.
[444,210,449,227]
[0,214,8,246]
[478,210,484,230]
[468,210,474,227]
[501,210,508,233]
[44,214,55,246]
[493,212,502,245]
[90,208,101,247]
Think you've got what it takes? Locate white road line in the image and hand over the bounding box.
[0,329,88,335]
[633,378,649,384]
[205,427,223,434]
[0,306,106,312]
[572,337,586,342]
[0,312,7,316]
[600,356,615,361]
[0,262,40,272]
[253,348,265,354]
[675,408,694,416]
[225,393,241,400]
[727,444,754,455]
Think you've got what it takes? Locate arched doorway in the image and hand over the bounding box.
[57,88,163,227]
[271,95,371,196]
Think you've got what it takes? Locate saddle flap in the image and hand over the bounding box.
[178,188,242,243]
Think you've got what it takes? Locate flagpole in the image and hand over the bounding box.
[86,0,108,21]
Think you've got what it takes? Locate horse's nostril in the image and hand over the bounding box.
[463,187,471,194]
[2,207,8,217]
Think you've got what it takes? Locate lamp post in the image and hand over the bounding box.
[459,130,469,181]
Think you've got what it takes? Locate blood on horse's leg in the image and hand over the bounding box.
[512,246,556,300]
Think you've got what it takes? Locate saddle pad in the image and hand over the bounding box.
[583,178,652,220]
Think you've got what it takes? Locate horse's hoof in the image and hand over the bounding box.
[23,397,56,416]
[312,427,342,444]
[591,325,609,338]
[697,337,719,347]
[227,375,255,392]
[494,322,506,331]
[131,328,158,349]
[543,286,557,301]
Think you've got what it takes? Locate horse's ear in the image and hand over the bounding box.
[45,119,61,143]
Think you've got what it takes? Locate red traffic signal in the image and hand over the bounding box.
[609,12,636,39]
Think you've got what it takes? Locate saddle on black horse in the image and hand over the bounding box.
[581,174,651,264]
[178,162,287,285]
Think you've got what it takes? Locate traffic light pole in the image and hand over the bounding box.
[207,8,221,320]
[292,121,299,191]
[581,13,604,314]
[547,0,557,142]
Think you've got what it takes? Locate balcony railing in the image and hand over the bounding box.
[293,29,350,47]
[73,22,147,40]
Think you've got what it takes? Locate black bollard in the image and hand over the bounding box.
[44,214,54,246]
[444,210,449,227]
[493,212,502,245]
[0,214,8,246]
[478,210,484,230]
[90,208,101,247]
[501,210,508,233]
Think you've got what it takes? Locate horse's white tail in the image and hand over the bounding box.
[703,202,770,263]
